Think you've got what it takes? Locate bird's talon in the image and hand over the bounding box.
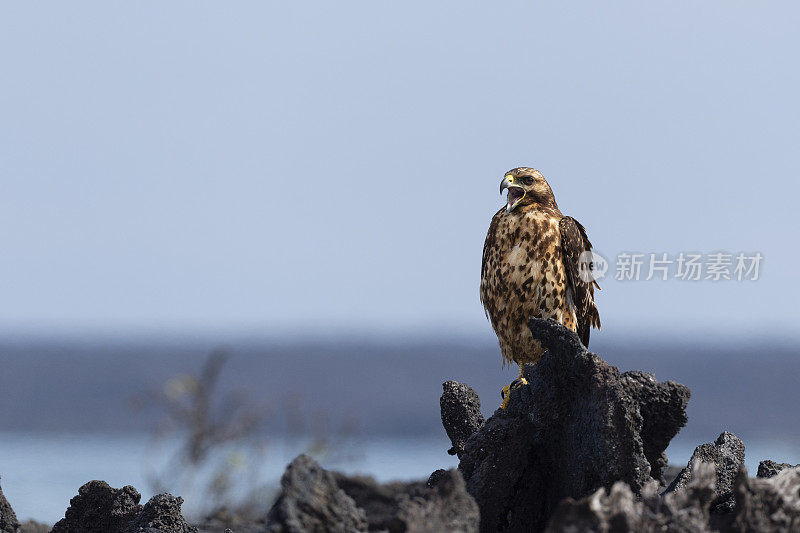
[500,378,527,410]
[500,384,512,410]
[511,377,528,389]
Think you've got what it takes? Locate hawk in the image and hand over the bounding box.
[480,167,601,409]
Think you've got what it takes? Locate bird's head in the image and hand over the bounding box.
[500,167,558,213]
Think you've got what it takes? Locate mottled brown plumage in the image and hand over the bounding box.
[480,168,600,377]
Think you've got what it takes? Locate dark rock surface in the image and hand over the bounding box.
[440,381,484,458]
[267,456,478,533]
[332,473,427,532]
[197,505,268,533]
[446,318,690,532]
[548,462,800,532]
[392,469,478,533]
[50,481,143,533]
[425,469,448,488]
[547,461,718,532]
[127,494,197,533]
[49,480,195,533]
[266,454,368,533]
[619,370,690,483]
[757,459,799,478]
[726,466,800,531]
[665,431,746,514]
[0,478,20,533]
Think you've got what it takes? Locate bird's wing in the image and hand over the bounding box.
[559,216,601,347]
[480,208,504,317]
[481,210,501,280]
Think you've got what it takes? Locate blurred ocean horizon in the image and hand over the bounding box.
[1,330,798,437]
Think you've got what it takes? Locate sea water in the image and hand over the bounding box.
[1,431,798,524]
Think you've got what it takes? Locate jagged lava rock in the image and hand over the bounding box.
[332,473,427,532]
[547,461,718,532]
[198,504,269,533]
[126,493,197,533]
[50,481,196,533]
[620,370,690,483]
[548,462,800,532]
[665,431,745,514]
[392,469,478,533]
[450,318,690,532]
[727,466,800,531]
[51,481,142,533]
[0,477,20,533]
[266,454,368,533]
[757,459,799,478]
[440,381,485,458]
[270,456,479,533]
[332,472,425,531]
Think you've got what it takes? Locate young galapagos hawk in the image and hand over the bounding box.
[480,167,601,409]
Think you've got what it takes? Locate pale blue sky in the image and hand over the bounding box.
[1,2,798,338]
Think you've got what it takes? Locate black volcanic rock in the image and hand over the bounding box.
[270,457,479,533]
[620,370,690,483]
[446,318,690,532]
[392,469,478,533]
[126,493,197,533]
[547,461,718,532]
[332,473,427,532]
[665,431,745,514]
[266,454,368,533]
[51,481,142,533]
[0,478,20,533]
[727,466,800,531]
[50,481,195,533]
[440,381,484,458]
[757,459,799,478]
[548,462,800,532]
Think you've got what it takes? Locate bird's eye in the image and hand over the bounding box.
[522,176,535,185]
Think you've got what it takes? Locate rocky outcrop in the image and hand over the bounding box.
[127,494,196,533]
[267,455,478,532]
[664,431,746,514]
[619,370,690,483]
[332,474,427,532]
[547,461,719,532]
[266,454,368,533]
[547,462,800,532]
[0,478,20,533]
[50,480,195,533]
[51,481,143,533]
[727,466,800,531]
[391,469,478,533]
[443,318,690,532]
[757,459,799,478]
[440,381,484,458]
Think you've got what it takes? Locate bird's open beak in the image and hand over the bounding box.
[500,175,525,214]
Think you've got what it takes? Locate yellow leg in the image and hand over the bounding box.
[500,365,528,410]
